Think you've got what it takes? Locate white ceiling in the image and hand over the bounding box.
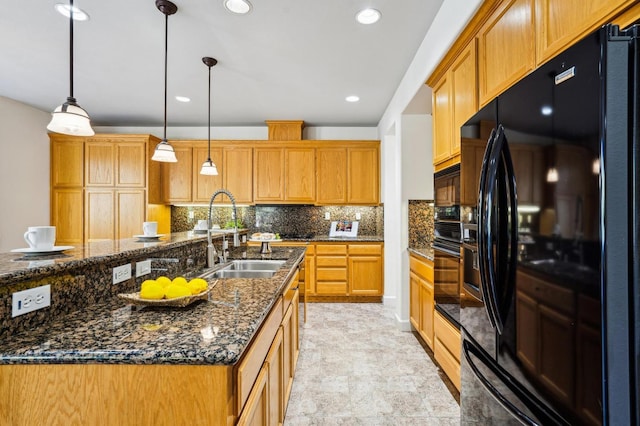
[0,0,444,128]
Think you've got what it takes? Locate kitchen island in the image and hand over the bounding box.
[0,232,305,425]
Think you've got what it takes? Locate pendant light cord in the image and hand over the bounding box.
[163,12,169,141]
[69,0,74,100]
[207,63,212,161]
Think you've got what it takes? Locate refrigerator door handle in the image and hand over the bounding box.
[478,128,498,329]
[482,126,506,333]
[501,129,519,325]
[462,339,570,426]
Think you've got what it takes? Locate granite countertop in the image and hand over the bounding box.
[250,235,384,243]
[0,246,305,366]
[0,231,239,287]
[408,246,434,261]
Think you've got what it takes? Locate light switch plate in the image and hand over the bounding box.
[136,260,151,278]
[355,212,361,220]
[324,212,330,220]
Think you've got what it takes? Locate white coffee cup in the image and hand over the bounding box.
[143,221,158,237]
[24,226,56,251]
[196,219,208,230]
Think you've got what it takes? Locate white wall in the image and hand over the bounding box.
[401,114,433,201]
[0,96,51,252]
[377,0,483,329]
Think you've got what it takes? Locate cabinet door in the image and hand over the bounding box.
[451,41,478,158]
[478,0,535,105]
[192,146,223,203]
[348,147,379,204]
[282,303,294,408]
[539,304,575,407]
[51,188,84,244]
[224,147,253,204]
[254,148,285,202]
[432,74,452,166]
[116,142,146,187]
[85,141,115,186]
[265,328,284,426]
[420,279,435,350]
[515,290,538,373]
[165,145,193,203]
[236,366,269,426]
[510,145,543,206]
[535,0,634,65]
[316,148,347,204]
[51,137,84,187]
[460,138,487,206]
[115,189,146,240]
[305,247,316,296]
[348,255,383,296]
[409,271,421,331]
[285,148,315,202]
[85,190,115,241]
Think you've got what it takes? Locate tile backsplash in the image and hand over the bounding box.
[408,200,434,248]
[172,205,384,236]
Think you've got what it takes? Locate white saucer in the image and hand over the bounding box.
[11,246,74,255]
[133,234,164,240]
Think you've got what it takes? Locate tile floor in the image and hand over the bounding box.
[284,303,460,425]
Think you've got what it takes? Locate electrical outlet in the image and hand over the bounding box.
[324,212,330,220]
[188,210,195,219]
[12,285,51,317]
[136,260,151,278]
[113,264,132,284]
[356,212,361,220]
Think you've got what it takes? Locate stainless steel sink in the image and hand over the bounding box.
[227,260,285,271]
[211,269,277,279]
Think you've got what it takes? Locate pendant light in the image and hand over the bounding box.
[200,57,219,175]
[151,0,178,163]
[47,0,95,136]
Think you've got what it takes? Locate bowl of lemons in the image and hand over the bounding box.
[118,276,215,307]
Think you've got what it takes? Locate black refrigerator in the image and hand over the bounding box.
[459,24,639,425]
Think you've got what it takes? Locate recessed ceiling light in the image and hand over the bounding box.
[356,8,381,25]
[541,105,553,116]
[54,3,90,21]
[224,0,252,14]
[346,95,360,103]
[175,96,191,103]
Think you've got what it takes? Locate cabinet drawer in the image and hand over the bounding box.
[305,244,315,255]
[283,271,300,313]
[316,281,348,295]
[237,297,283,413]
[410,255,434,283]
[517,271,575,315]
[315,244,347,255]
[316,268,347,282]
[316,256,347,267]
[434,310,461,361]
[348,244,382,255]
[434,335,461,391]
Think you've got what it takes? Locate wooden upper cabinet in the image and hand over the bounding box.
[460,138,487,207]
[478,0,535,106]
[535,0,636,65]
[224,147,253,204]
[316,148,347,204]
[116,142,146,187]
[348,147,379,204]
[432,74,453,166]
[193,145,223,203]
[51,188,84,244]
[50,136,84,187]
[451,41,478,156]
[165,143,193,203]
[85,189,115,241]
[115,189,146,239]
[284,148,315,202]
[254,148,285,202]
[85,141,115,186]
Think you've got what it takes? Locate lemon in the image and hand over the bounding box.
[172,276,189,288]
[156,276,172,288]
[140,282,164,300]
[165,283,191,299]
[188,278,208,294]
[141,279,157,291]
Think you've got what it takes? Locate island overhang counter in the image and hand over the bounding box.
[0,232,305,426]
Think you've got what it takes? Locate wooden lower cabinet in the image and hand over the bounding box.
[434,310,461,391]
[266,329,284,426]
[308,242,384,301]
[238,366,270,426]
[409,253,435,349]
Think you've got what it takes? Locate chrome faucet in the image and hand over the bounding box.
[207,189,239,267]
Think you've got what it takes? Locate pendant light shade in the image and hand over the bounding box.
[47,0,94,136]
[152,0,178,163]
[200,56,219,175]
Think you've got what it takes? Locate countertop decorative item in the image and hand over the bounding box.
[117,282,216,307]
